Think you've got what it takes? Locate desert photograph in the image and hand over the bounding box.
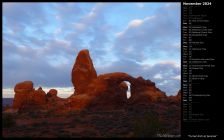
[3,2,181,138]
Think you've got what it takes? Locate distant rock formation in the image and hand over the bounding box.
[33,87,46,105]
[47,89,58,97]
[168,90,181,103]
[13,81,34,109]
[12,49,180,112]
[71,49,97,94]
[13,81,47,110]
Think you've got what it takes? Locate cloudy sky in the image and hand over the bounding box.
[3,2,180,97]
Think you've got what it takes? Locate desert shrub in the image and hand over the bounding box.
[2,113,16,128]
[132,113,165,137]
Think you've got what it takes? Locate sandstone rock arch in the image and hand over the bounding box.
[85,72,136,96]
[12,49,172,112]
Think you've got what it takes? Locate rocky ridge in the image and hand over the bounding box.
[11,49,180,112]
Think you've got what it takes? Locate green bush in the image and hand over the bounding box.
[2,113,16,128]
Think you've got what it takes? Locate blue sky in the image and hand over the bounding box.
[3,2,180,96]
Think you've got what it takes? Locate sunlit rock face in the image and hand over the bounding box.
[71,49,97,94]
[13,81,47,110]
[84,73,132,110]
[13,81,34,109]
[12,49,180,112]
[33,87,47,105]
[75,72,168,110]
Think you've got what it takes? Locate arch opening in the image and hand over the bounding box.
[123,81,131,99]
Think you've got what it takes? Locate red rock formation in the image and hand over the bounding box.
[14,81,34,93]
[119,82,128,93]
[13,82,47,110]
[71,49,97,94]
[33,87,46,105]
[47,89,58,97]
[67,94,93,111]
[46,89,65,108]
[13,81,34,109]
[80,72,133,97]
[168,90,181,103]
[12,49,177,112]
[76,72,167,110]
[66,72,132,110]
